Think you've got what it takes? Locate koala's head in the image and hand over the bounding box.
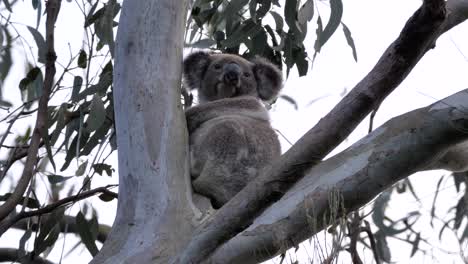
[183,51,282,103]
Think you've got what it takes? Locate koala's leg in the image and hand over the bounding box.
[191,119,254,208]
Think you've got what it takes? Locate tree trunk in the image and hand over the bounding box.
[90,0,197,263]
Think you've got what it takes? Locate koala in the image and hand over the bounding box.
[183,51,283,208]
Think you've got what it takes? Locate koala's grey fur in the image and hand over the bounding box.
[183,51,282,208]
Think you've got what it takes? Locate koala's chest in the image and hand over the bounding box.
[189,115,276,147]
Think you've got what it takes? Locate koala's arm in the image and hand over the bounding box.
[185,96,268,133]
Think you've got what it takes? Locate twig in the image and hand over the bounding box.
[0,0,62,222]
[347,212,363,264]
[362,221,380,264]
[0,185,117,235]
[368,104,380,133]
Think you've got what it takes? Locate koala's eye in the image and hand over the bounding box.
[213,64,222,70]
[243,72,251,78]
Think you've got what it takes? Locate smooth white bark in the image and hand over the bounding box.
[90,0,192,263]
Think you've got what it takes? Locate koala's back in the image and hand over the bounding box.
[190,113,280,208]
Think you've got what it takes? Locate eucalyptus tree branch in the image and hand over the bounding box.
[0,248,54,264]
[0,0,62,222]
[208,89,468,263]
[0,185,117,236]
[13,215,111,243]
[178,0,451,262]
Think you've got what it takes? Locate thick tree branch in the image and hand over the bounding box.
[0,0,61,222]
[12,215,111,243]
[0,248,54,264]
[208,89,468,263]
[177,0,454,262]
[0,185,117,236]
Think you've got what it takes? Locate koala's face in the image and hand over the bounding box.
[183,51,282,103]
[201,54,257,102]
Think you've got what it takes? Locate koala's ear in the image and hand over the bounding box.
[251,57,283,101]
[183,51,212,90]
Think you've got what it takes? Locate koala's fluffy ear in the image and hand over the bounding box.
[251,57,283,101]
[183,51,212,90]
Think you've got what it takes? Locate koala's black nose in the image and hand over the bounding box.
[223,63,241,85]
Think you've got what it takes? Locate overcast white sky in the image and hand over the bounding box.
[1,0,468,263]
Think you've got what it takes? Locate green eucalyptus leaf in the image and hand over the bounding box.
[92,163,113,177]
[298,0,314,25]
[341,22,357,62]
[221,20,263,48]
[76,211,99,256]
[318,0,342,48]
[76,160,88,176]
[19,67,43,102]
[284,0,297,30]
[27,26,46,63]
[35,207,65,255]
[269,11,283,34]
[84,2,102,27]
[86,95,106,132]
[47,174,74,184]
[99,192,116,202]
[78,49,88,68]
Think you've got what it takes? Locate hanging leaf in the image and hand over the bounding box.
[298,0,314,25]
[293,46,308,76]
[33,0,42,28]
[375,232,392,262]
[410,232,421,257]
[78,49,88,68]
[313,15,323,58]
[341,22,357,62]
[84,1,102,27]
[430,175,444,227]
[317,0,342,49]
[454,197,467,229]
[453,172,468,192]
[19,67,43,103]
[269,11,284,33]
[94,0,116,57]
[221,20,263,48]
[86,95,106,132]
[99,192,116,202]
[92,163,114,177]
[35,207,65,255]
[256,0,271,19]
[19,229,33,258]
[42,124,56,171]
[76,211,99,256]
[76,160,89,176]
[27,26,46,63]
[47,174,74,184]
[284,0,297,30]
